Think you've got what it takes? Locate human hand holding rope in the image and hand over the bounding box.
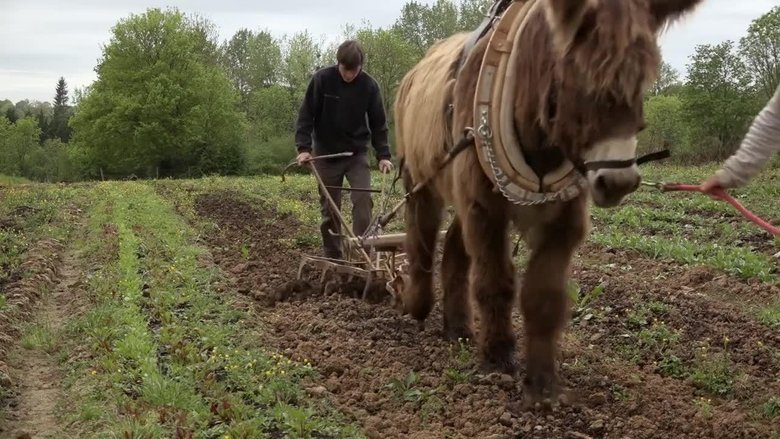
[642,180,780,236]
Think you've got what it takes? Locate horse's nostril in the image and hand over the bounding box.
[595,175,607,192]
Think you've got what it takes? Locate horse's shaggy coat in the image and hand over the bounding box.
[393,0,703,401]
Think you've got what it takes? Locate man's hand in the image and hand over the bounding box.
[378,159,394,174]
[700,175,721,193]
[296,152,312,166]
[700,175,725,199]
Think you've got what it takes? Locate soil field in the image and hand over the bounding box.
[0,164,777,438]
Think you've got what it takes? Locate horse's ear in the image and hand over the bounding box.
[649,0,703,30]
[543,0,594,54]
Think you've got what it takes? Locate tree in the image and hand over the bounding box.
[69,7,247,178]
[220,28,255,100]
[281,31,321,104]
[355,25,418,117]
[393,0,486,58]
[458,0,493,30]
[638,95,689,159]
[739,6,780,100]
[648,61,682,96]
[0,116,41,176]
[682,41,761,160]
[50,77,72,142]
[249,31,282,89]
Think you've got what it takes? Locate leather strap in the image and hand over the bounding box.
[457,0,513,75]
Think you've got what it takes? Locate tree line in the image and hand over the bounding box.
[1,1,778,182]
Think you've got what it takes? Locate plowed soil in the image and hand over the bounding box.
[194,190,779,439]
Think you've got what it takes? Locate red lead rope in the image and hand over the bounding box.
[656,183,780,236]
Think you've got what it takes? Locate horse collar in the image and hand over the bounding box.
[471,0,587,206]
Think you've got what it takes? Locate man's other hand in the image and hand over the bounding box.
[379,159,394,174]
[296,152,312,165]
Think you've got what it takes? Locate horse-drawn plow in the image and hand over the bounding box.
[281,151,426,303]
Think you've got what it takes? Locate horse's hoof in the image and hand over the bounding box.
[522,372,560,410]
[479,353,518,376]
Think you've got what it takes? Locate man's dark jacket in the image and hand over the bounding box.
[295,65,391,160]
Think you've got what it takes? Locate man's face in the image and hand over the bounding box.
[338,63,361,82]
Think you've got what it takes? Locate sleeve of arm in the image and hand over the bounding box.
[367,82,392,161]
[294,75,319,154]
[716,86,780,188]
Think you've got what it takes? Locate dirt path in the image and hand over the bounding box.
[192,190,779,439]
[1,248,80,439]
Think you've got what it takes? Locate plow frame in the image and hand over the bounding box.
[281,152,410,301]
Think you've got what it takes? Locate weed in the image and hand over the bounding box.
[20,322,57,353]
[689,342,737,397]
[693,396,714,418]
[567,282,605,321]
[760,396,780,420]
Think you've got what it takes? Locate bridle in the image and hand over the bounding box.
[541,78,671,178]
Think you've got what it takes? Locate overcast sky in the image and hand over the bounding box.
[0,0,776,103]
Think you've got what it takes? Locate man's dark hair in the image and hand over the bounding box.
[336,40,364,70]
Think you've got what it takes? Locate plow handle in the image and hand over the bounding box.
[281,151,355,182]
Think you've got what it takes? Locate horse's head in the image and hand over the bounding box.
[542,0,701,207]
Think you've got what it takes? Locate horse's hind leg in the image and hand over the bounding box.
[441,216,472,341]
[520,198,587,401]
[399,168,442,322]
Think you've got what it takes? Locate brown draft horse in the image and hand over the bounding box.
[393,0,702,402]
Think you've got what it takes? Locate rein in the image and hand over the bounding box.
[575,149,672,175]
[642,181,780,236]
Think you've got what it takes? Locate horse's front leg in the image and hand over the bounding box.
[461,199,517,374]
[520,197,587,402]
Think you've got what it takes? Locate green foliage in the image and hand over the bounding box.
[4,1,779,180]
[681,41,762,161]
[60,182,364,437]
[393,0,490,57]
[281,31,322,105]
[648,60,682,96]
[0,116,40,176]
[355,25,418,117]
[69,7,248,179]
[219,28,283,105]
[50,77,73,142]
[248,85,296,142]
[739,6,780,100]
[638,95,689,159]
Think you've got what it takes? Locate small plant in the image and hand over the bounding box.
[444,338,474,384]
[656,354,686,379]
[240,243,250,260]
[610,384,631,401]
[273,402,317,439]
[693,396,714,418]
[760,396,780,420]
[386,370,422,401]
[567,281,605,320]
[21,322,57,353]
[689,340,737,397]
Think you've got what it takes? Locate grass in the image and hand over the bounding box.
[0,174,31,185]
[60,181,364,438]
[20,322,57,353]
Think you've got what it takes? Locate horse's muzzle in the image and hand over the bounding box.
[587,166,641,207]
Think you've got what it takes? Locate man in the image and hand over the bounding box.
[295,39,394,260]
